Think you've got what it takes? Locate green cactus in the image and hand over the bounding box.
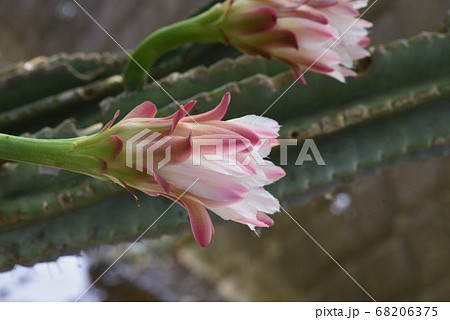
[270,99,450,206]
[0,44,239,134]
[0,17,449,271]
[0,53,127,112]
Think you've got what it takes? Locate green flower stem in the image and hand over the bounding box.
[0,133,101,175]
[123,5,225,90]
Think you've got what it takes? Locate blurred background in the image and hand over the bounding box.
[0,0,449,301]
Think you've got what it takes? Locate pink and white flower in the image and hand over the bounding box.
[215,0,372,83]
[79,93,285,246]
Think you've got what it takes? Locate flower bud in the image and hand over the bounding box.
[215,0,372,83]
[77,93,285,246]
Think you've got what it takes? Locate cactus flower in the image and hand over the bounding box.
[75,93,285,246]
[217,0,373,83]
[0,93,285,246]
[124,0,372,88]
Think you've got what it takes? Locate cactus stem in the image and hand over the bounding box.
[123,5,225,90]
[0,134,102,174]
